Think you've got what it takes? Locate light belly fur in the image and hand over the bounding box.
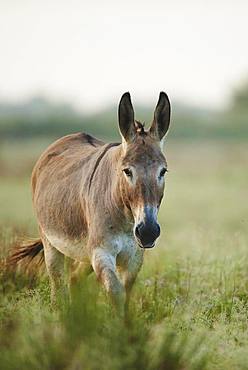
[46,231,137,269]
[46,233,88,261]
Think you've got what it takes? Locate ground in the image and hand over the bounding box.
[0,141,247,370]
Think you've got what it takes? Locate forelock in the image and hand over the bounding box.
[122,134,165,165]
[134,121,146,136]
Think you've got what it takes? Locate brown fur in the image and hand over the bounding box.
[8,92,171,315]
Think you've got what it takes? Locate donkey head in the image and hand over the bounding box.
[118,92,171,248]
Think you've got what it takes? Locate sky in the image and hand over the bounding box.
[0,0,248,111]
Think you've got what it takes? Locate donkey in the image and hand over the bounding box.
[10,92,171,315]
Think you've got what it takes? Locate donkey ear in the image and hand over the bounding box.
[150,92,171,141]
[118,92,136,143]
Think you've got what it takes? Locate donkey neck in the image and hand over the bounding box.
[88,142,120,193]
[86,142,132,232]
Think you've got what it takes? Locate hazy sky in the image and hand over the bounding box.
[1,0,248,111]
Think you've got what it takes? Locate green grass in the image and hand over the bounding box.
[0,141,247,370]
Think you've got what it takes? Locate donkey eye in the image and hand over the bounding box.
[159,168,167,178]
[123,168,132,177]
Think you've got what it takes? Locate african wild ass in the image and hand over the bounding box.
[10,92,171,315]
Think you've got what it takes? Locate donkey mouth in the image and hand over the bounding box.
[135,238,155,249]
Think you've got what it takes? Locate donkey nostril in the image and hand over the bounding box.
[135,223,143,239]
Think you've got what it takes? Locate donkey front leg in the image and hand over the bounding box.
[92,248,125,315]
[119,247,144,316]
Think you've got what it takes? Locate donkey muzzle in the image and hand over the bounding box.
[135,221,160,248]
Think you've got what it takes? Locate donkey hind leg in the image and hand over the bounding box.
[92,248,125,316]
[67,260,93,302]
[42,236,68,307]
[69,261,93,285]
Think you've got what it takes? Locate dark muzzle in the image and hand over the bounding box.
[135,221,160,248]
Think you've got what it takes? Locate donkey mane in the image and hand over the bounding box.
[135,121,146,135]
[88,142,120,192]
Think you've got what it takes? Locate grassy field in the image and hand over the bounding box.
[0,140,247,370]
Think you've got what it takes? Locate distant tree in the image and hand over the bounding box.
[231,79,248,112]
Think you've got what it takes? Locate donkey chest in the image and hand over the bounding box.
[110,233,137,268]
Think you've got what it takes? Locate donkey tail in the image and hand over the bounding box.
[7,238,44,268]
